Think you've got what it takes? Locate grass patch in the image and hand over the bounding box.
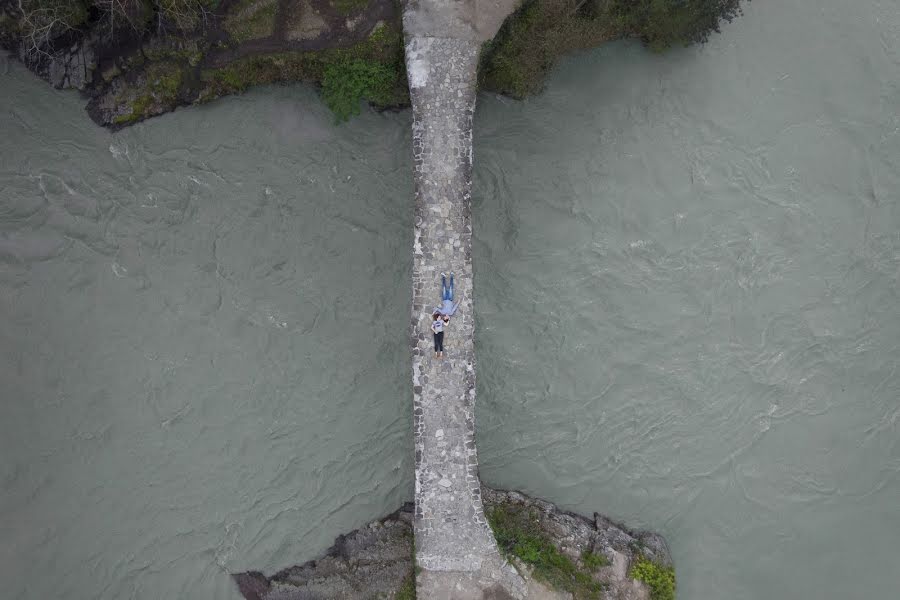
[331,0,369,15]
[581,549,609,571]
[395,528,416,600]
[224,0,278,42]
[396,569,416,600]
[629,556,676,600]
[486,504,603,599]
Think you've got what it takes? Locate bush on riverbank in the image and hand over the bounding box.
[486,503,604,598]
[198,23,408,124]
[480,0,746,97]
[629,556,676,600]
[1,0,746,125]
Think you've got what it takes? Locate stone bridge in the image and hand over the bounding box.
[402,0,529,597]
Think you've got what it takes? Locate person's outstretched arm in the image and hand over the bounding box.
[450,299,462,316]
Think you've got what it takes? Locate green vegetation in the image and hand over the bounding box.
[200,24,408,121]
[396,570,416,600]
[486,504,604,599]
[143,38,207,66]
[331,0,369,15]
[479,0,614,98]
[480,0,746,97]
[322,58,398,121]
[11,0,747,125]
[609,0,744,51]
[395,529,416,600]
[114,62,185,124]
[223,0,277,42]
[629,556,676,600]
[581,549,610,571]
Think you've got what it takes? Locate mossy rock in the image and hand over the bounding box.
[486,504,604,599]
[114,61,187,125]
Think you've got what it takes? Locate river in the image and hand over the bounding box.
[1,0,898,598]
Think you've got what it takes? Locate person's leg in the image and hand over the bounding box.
[437,332,444,356]
[434,332,440,355]
[449,273,454,300]
[442,273,450,301]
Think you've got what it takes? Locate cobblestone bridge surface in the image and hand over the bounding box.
[403,1,527,598]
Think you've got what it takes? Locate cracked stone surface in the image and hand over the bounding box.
[403,0,526,597]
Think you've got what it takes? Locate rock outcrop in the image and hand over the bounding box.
[234,504,416,600]
[0,0,408,128]
[232,488,673,600]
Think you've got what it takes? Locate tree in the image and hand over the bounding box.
[15,0,88,58]
[12,0,216,59]
[607,0,746,51]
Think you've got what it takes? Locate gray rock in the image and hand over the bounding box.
[47,42,96,90]
[233,504,416,600]
[234,489,672,600]
[483,488,672,600]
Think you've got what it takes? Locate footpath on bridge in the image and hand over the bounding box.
[403,0,528,597]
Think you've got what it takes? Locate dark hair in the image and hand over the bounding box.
[432,312,441,321]
[442,315,450,322]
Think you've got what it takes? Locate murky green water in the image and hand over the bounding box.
[2,0,899,597]
[0,71,415,598]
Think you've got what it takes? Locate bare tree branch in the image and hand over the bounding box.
[17,0,80,59]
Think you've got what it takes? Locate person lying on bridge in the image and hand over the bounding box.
[435,272,461,317]
[431,312,445,359]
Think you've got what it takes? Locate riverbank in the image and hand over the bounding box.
[0,0,744,128]
[233,487,673,600]
[0,0,409,127]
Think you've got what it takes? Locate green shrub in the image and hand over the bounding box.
[607,0,745,51]
[198,23,407,120]
[480,0,746,96]
[582,549,609,570]
[321,57,399,121]
[480,0,614,98]
[629,556,676,600]
[486,504,603,599]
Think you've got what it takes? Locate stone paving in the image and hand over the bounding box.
[403,0,527,597]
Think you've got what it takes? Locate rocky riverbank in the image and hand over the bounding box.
[0,0,409,127]
[233,487,674,600]
[0,0,745,129]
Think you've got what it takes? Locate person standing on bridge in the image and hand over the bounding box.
[431,312,445,359]
[435,272,461,318]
